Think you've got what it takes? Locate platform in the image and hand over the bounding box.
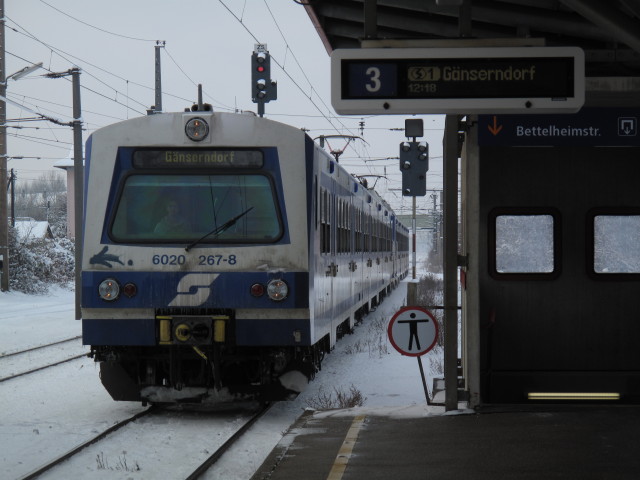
[251,405,640,480]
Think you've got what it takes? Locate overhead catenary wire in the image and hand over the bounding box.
[163,47,234,111]
[260,0,380,171]
[5,23,148,115]
[6,1,431,204]
[9,132,73,149]
[38,0,160,43]
[215,0,381,181]
[6,18,203,114]
[21,0,272,113]
[7,92,128,121]
[257,1,383,176]
[6,16,246,116]
[9,3,361,137]
[262,0,336,119]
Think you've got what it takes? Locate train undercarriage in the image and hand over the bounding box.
[91,341,328,404]
[88,287,392,405]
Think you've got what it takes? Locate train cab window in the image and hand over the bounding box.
[489,209,561,279]
[110,174,282,244]
[591,212,640,275]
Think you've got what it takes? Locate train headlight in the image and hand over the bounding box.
[266,279,288,301]
[185,117,209,142]
[98,278,120,301]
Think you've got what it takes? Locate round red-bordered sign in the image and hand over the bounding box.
[388,306,439,357]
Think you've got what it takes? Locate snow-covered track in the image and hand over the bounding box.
[0,337,87,382]
[17,401,272,479]
[19,407,155,480]
[0,336,82,358]
[0,353,86,382]
[184,402,273,480]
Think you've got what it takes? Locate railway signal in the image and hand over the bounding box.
[400,119,429,196]
[251,44,277,117]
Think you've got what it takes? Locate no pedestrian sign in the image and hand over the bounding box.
[388,306,439,357]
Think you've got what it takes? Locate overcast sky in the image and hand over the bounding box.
[6,0,445,214]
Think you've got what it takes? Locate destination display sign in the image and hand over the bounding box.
[331,47,584,115]
[132,149,264,169]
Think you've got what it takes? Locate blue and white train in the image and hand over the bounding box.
[82,107,409,403]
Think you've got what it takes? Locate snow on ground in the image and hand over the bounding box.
[0,286,80,355]
[1,275,449,480]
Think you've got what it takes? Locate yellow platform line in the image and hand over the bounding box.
[326,415,367,480]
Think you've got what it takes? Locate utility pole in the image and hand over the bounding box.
[46,68,83,317]
[40,67,84,316]
[9,168,14,227]
[0,0,8,291]
[0,0,42,291]
[71,68,83,320]
[154,42,164,113]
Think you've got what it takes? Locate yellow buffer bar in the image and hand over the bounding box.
[158,317,172,345]
[213,315,228,343]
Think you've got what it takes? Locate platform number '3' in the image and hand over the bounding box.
[365,67,382,93]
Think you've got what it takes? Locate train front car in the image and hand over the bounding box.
[82,111,315,403]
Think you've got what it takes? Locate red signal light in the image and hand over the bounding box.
[257,66,265,73]
[250,283,265,297]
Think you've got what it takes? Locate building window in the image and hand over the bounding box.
[489,208,560,279]
[593,214,640,274]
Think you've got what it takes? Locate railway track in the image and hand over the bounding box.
[0,336,82,358]
[184,402,273,479]
[18,402,272,480]
[19,407,155,480]
[0,336,87,382]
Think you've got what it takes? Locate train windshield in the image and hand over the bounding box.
[110,174,282,244]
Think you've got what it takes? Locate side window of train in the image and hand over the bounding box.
[588,209,640,278]
[488,208,561,280]
[320,188,330,254]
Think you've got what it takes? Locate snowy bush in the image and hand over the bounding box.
[6,171,74,294]
[343,315,389,358]
[306,384,366,410]
[96,452,141,472]
[416,273,444,346]
[7,227,75,294]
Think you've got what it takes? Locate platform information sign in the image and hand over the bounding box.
[478,107,640,147]
[331,47,584,115]
[388,306,439,357]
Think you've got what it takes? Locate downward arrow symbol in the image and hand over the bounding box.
[487,115,503,136]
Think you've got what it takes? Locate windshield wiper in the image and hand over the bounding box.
[185,207,254,252]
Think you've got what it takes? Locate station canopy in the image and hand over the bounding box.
[304,0,640,77]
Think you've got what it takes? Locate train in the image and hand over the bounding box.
[81,106,409,404]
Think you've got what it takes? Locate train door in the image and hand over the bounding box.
[391,216,397,284]
[363,201,373,304]
[334,189,352,323]
[354,203,363,306]
[318,172,336,340]
[476,145,640,403]
[354,197,367,312]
